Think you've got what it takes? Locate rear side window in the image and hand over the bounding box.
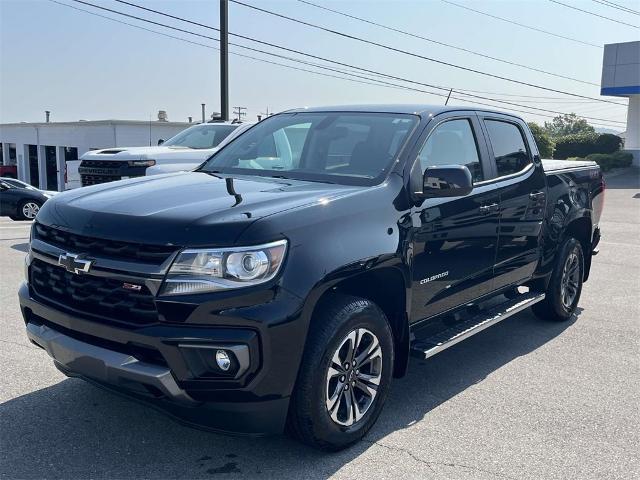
[417,118,483,182]
[484,120,531,177]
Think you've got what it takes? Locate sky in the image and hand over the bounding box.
[0,0,638,131]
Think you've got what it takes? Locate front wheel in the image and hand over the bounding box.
[17,200,41,220]
[287,294,394,451]
[533,237,584,322]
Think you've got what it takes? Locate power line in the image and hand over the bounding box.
[441,0,602,48]
[103,0,628,122]
[228,0,615,103]
[592,0,640,15]
[67,0,626,125]
[112,0,607,103]
[55,0,625,127]
[110,0,622,106]
[296,0,599,86]
[549,0,640,28]
[51,1,580,123]
[48,0,425,93]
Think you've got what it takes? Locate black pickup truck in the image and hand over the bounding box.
[20,105,604,450]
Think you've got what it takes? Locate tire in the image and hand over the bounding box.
[533,237,584,322]
[16,200,41,220]
[287,294,394,451]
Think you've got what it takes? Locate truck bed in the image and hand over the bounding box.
[542,159,597,172]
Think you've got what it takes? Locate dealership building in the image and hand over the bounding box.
[601,40,640,166]
[0,116,189,191]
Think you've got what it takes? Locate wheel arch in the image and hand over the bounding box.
[563,215,592,281]
[302,262,412,379]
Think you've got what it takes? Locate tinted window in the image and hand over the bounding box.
[485,120,531,177]
[418,119,483,182]
[163,125,238,149]
[201,112,418,186]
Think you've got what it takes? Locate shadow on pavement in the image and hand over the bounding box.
[0,310,575,479]
[603,167,640,189]
[10,242,29,253]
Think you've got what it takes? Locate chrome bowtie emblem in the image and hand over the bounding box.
[58,253,93,275]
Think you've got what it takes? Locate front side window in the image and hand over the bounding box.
[163,125,238,149]
[200,112,418,185]
[417,118,483,182]
[484,120,531,177]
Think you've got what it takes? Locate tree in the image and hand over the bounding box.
[528,122,555,158]
[544,113,595,138]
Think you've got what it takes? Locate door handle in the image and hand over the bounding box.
[479,203,499,214]
[529,191,545,200]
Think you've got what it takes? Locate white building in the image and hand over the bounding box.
[0,118,190,191]
[601,40,640,166]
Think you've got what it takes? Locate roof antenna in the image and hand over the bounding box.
[445,89,453,106]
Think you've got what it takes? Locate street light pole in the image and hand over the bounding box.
[220,0,229,121]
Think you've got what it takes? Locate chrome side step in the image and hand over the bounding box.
[410,291,546,360]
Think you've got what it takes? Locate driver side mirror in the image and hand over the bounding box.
[0,182,9,191]
[420,165,473,198]
[157,138,165,145]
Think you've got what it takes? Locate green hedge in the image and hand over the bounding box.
[554,132,623,159]
[595,133,623,154]
[568,151,633,171]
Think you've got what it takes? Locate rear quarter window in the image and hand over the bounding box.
[484,120,531,177]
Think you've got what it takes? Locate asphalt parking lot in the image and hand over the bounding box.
[1,169,638,480]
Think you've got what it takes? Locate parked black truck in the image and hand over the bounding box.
[20,105,604,450]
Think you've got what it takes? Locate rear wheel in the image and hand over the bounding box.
[17,200,41,220]
[287,294,394,451]
[533,237,584,322]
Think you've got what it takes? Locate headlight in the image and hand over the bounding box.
[161,239,287,295]
[128,160,156,167]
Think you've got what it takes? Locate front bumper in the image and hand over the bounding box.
[19,283,297,435]
[26,322,198,405]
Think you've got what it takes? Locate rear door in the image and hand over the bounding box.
[409,112,499,323]
[477,113,547,291]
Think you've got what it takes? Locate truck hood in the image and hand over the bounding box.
[37,172,360,247]
[146,163,201,176]
[81,146,217,162]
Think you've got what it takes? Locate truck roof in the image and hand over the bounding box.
[283,104,524,119]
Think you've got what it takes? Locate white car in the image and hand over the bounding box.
[76,122,243,187]
[145,122,255,176]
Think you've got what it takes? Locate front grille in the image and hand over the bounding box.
[31,259,158,326]
[34,223,177,264]
[81,174,121,187]
[79,160,125,186]
[80,159,123,169]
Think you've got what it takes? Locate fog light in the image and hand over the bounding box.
[215,350,231,371]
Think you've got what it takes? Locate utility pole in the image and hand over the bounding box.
[220,0,229,121]
[260,107,272,118]
[232,106,247,122]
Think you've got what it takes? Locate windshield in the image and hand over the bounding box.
[163,124,238,149]
[199,112,418,185]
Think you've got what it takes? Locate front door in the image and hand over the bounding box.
[410,115,499,323]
